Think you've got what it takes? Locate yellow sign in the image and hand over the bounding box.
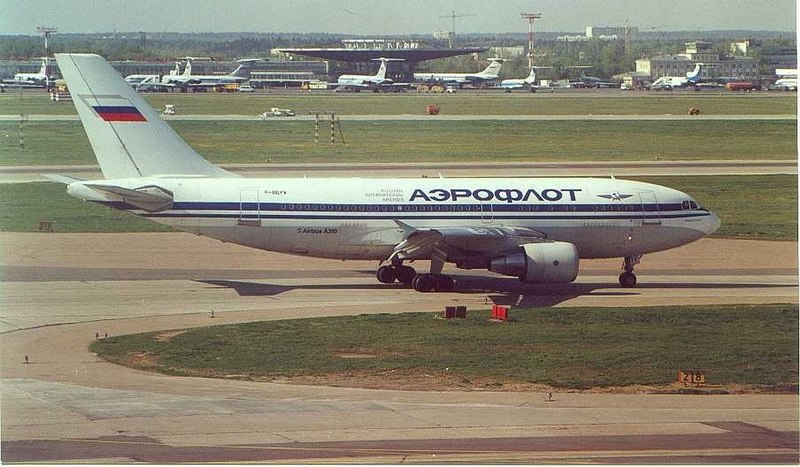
[677,370,705,386]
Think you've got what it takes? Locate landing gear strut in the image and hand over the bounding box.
[376,263,416,285]
[376,255,455,293]
[411,273,454,293]
[619,255,642,288]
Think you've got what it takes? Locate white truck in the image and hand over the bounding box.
[260,107,295,118]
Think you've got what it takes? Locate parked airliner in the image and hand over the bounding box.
[160,57,258,88]
[649,63,704,90]
[335,57,404,91]
[51,54,720,292]
[414,58,503,86]
[3,57,51,87]
[498,66,540,92]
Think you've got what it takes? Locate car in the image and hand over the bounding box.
[649,83,673,91]
[237,84,255,93]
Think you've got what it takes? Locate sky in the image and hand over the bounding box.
[1,0,797,35]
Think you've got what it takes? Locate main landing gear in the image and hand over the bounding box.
[376,260,455,293]
[619,255,642,288]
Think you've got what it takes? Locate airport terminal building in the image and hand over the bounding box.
[636,41,758,80]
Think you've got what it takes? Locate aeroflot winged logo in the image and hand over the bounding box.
[80,95,147,122]
[597,192,634,201]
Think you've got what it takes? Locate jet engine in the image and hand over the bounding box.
[489,242,579,283]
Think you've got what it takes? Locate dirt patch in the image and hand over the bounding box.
[122,351,160,368]
[248,369,795,394]
[153,330,186,342]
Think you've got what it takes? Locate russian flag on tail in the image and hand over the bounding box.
[92,105,146,122]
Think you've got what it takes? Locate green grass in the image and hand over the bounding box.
[637,175,798,241]
[90,304,799,391]
[1,175,795,240]
[2,92,797,116]
[0,182,171,232]
[2,120,796,166]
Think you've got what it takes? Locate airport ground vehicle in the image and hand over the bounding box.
[726,82,758,92]
[260,107,295,118]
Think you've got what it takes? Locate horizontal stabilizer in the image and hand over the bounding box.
[42,174,85,184]
[83,183,174,212]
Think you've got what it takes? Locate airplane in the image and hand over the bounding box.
[334,57,406,92]
[566,66,618,89]
[160,57,258,88]
[50,53,720,293]
[497,66,542,92]
[648,63,704,90]
[414,58,504,86]
[3,57,52,87]
[124,74,166,92]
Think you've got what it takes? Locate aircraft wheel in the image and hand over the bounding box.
[435,275,455,292]
[618,272,637,288]
[396,266,417,286]
[412,274,436,293]
[376,265,396,284]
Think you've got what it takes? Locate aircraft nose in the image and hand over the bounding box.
[701,211,721,235]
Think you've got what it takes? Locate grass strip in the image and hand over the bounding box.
[1,120,796,166]
[90,304,799,392]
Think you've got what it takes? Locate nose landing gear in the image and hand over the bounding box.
[619,254,642,287]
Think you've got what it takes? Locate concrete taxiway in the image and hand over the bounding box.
[1,232,797,463]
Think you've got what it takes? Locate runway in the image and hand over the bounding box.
[1,232,797,463]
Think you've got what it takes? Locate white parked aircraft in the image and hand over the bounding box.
[4,57,51,87]
[161,57,258,87]
[124,74,163,91]
[414,58,504,86]
[498,66,540,92]
[51,54,720,292]
[649,63,704,90]
[335,57,404,91]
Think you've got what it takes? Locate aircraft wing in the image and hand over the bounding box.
[391,221,547,262]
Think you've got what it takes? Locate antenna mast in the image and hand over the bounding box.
[520,13,542,68]
[439,10,475,48]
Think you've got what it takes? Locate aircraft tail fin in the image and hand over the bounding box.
[525,67,537,84]
[55,53,233,179]
[228,63,253,79]
[375,60,388,79]
[686,63,703,82]
[481,59,503,77]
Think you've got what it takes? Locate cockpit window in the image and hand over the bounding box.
[681,200,690,210]
[690,201,698,209]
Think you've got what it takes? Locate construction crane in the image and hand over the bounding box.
[439,10,475,48]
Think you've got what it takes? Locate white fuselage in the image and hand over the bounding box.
[337,75,390,86]
[414,72,497,84]
[70,176,720,262]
